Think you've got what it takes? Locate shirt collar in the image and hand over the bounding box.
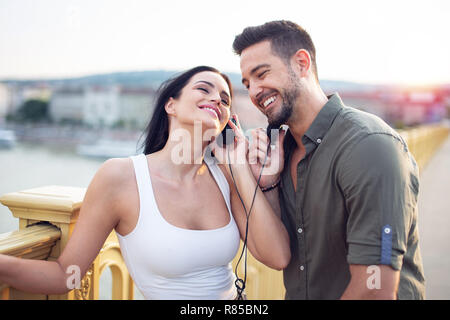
[284,93,344,154]
[303,93,344,146]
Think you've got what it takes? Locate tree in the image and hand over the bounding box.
[16,99,50,123]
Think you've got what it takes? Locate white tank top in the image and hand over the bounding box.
[117,154,240,300]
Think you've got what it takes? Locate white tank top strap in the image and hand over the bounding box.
[204,154,232,214]
[130,154,153,210]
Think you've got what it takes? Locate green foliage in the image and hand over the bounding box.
[16,99,50,123]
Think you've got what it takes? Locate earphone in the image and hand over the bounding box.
[227,124,277,300]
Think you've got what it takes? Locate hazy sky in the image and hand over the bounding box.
[1,0,449,85]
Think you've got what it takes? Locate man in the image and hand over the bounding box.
[233,20,425,299]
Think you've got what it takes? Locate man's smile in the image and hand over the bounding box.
[263,95,277,108]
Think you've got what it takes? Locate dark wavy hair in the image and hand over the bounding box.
[140,66,233,155]
[233,20,318,81]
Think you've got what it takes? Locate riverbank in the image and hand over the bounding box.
[0,122,144,147]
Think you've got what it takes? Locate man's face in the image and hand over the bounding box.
[240,40,300,127]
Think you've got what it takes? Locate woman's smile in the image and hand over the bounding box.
[198,104,221,120]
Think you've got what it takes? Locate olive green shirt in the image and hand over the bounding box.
[279,93,425,299]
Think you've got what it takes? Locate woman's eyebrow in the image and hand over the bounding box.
[194,80,230,99]
[194,80,215,88]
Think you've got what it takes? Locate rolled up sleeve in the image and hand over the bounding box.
[338,133,419,270]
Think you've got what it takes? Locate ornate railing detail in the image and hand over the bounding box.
[0,185,133,300]
[0,223,60,259]
[97,232,134,300]
[74,265,94,300]
[0,223,61,299]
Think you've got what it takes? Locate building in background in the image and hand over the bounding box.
[50,87,84,124]
[83,86,156,129]
[2,79,449,131]
[115,87,156,129]
[340,88,449,127]
[83,85,120,128]
[48,85,156,129]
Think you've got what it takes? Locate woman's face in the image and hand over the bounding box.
[168,71,231,135]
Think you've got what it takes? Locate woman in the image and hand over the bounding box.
[0,66,290,300]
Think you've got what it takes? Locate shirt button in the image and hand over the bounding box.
[316,138,322,144]
[300,265,305,271]
[297,227,303,234]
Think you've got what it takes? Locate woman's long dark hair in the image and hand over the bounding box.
[140,66,233,155]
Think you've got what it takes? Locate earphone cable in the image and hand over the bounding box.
[228,146,269,300]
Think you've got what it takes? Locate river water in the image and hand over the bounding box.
[0,141,144,299]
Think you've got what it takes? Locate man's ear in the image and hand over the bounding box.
[291,49,311,78]
[164,97,176,116]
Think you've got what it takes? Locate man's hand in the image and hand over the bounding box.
[248,127,286,188]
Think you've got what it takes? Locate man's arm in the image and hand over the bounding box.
[340,265,400,300]
[338,133,418,299]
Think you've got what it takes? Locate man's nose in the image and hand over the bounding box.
[249,84,263,107]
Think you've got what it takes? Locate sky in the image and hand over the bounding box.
[0,0,449,85]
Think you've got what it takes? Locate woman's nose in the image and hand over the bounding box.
[209,91,221,104]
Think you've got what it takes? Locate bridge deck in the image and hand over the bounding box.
[418,134,450,299]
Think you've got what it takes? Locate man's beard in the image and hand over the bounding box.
[267,73,300,128]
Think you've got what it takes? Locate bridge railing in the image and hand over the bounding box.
[0,185,133,300]
[398,123,449,171]
[0,123,449,300]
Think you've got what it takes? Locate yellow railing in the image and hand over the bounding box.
[0,123,449,300]
[0,223,61,299]
[398,123,450,171]
[0,185,133,300]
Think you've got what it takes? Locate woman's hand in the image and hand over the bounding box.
[210,114,248,168]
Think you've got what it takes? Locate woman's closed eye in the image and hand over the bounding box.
[197,87,209,94]
[198,86,230,106]
[221,96,230,106]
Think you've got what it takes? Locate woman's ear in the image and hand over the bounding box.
[164,97,176,116]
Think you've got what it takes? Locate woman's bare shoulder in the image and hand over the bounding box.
[84,157,137,218]
[99,157,134,179]
[89,157,135,199]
